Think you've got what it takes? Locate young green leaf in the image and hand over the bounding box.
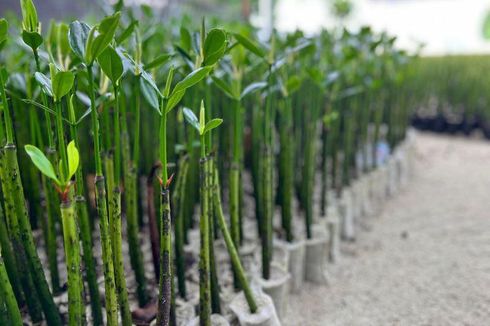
[203,29,227,66]
[163,66,174,98]
[20,0,38,32]
[203,118,223,134]
[182,107,199,132]
[68,20,91,60]
[172,66,212,95]
[97,46,123,84]
[34,72,53,97]
[67,140,79,181]
[51,70,74,102]
[233,33,266,59]
[85,12,121,64]
[25,144,60,185]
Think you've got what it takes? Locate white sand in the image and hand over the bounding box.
[284,133,490,325]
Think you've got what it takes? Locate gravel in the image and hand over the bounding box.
[284,132,490,326]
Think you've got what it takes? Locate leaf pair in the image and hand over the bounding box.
[183,101,222,136]
[68,12,121,65]
[25,141,79,187]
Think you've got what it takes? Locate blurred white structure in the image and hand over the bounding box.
[274,0,490,55]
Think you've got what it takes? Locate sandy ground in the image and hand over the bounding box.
[284,132,490,326]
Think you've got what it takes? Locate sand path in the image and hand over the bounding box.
[284,133,490,326]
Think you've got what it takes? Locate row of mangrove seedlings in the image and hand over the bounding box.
[0,0,412,325]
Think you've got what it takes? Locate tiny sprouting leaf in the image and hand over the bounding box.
[21,30,43,50]
[240,81,267,100]
[172,66,212,95]
[52,70,74,102]
[85,12,121,64]
[67,140,79,181]
[203,29,227,66]
[203,118,223,134]
[182,107,199,132]
[144,53,172,70]
[233,33,266,59]
[97,46,123,84]
[211,76,237,100]
[20,0,38,32]
[25,144,60,185]
[68,21,91,60]
[165,89,185,114]
[34,72,53,97]
[140,77,161,114]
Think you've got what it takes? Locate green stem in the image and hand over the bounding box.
[212,165,257,313]
[4,144,61,325]
[199,154,211,326]
[60,199,84,326]
[110,187,132,325]
[0,250,22,326]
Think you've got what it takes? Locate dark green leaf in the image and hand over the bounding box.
[97,46,123,84]
[68,21,90,60]
[21,30,43,50]
[233,33,266,58]
[182,107,199,132]
[203,29,227,66]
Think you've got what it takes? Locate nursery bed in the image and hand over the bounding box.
[283,132,490,325]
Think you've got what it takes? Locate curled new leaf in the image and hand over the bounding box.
[25,144,60,185]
